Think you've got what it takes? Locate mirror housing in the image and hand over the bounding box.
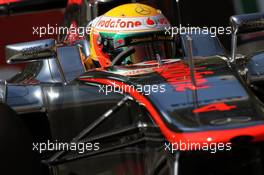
[230,13,264,34]
[246,52,264,84]
[230,13,264,62]
[5,39,56,64]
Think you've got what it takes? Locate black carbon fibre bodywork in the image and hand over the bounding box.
[3,8,264,175]
[80,57,264,133]
[2,34,264,175]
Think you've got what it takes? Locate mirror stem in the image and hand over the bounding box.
[231,32,238,63]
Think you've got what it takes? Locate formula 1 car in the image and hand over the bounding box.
[3,2,264,175]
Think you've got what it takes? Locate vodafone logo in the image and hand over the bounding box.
[95,16,170,31]
[97,18,142,29]
[145,17,156,27]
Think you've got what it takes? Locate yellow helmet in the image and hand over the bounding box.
[88,3,171,67]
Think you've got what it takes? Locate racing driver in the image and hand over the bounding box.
[84,3,179,69]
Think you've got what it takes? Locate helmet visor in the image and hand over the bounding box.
[113,40,178,65]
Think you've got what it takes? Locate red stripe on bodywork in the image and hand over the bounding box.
[80,77,264,149]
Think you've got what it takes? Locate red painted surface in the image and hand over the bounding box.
[155,62,214,92]
[193,103,237,114]
[80,77,264,149]
[67,0,82,5]
[0,0,20,5]
[64,21,84,44]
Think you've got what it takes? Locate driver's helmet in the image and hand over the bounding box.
[87,3,172,68]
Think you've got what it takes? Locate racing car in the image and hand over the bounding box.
[3,2,264,175]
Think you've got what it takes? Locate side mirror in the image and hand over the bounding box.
[246,52,264,84]
[230,13,264,35]
[230,13,264,62]
[5,39,56,64]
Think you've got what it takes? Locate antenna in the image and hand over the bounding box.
[186,35,199,114]
[186,35,196,87]
[175,0,182,25]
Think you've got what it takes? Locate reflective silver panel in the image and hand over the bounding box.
[5,39,56,64]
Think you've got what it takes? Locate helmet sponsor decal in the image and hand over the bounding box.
[97,18,142,29]
[145,17,157,28]
[95,16,169,31]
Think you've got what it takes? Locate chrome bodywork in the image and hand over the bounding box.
[5,39,56,64]
[3,23,264,175]
[4,43,85,114]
